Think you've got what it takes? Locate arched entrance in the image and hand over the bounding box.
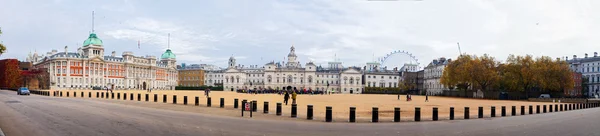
[142,82,147,90]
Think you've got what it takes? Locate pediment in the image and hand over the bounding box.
[90,56,105,62]
[225,68,240,73]
[342,68,360,74]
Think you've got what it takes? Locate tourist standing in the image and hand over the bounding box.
[292,91,297,104]
[284,91,290,105]
[425,94,429,102]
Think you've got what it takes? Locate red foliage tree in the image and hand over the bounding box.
[0,59,22,88]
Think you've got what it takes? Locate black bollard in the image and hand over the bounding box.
[117,93,121,99]
[351,107,357,122]
[394,107,401,122]
[138,93,141,101]
[173,95,177,104]
[536,105,540,114]
[291,104,297,118]
[478,107,483,118]
[372,107,379,122]
[433,107,438,121]
[241,100,246,117]
[529,105,533,114]
[512,106,517,116]
[501,106,506,117]
[276,103,282,116]
[491,106,496,117]
[415,107,421,121]
[67,92,70,97]
[74,92,76,97]
[111,93,114,99]
[234,98,238,108]
[130,93,134,101]
[264,101,269,113]
[543,105,547,113]
[163,94,167,103]
[464,107,470,119]
[124,93,127,100]
[207,97,212,107]
[252,100,257,112]
[154,94,157,102]
[560,104,563,111]
[554,104,558,112]
[145,94,148,101]
[569,104,572,110]
[195,96,199,106]
[89,92,91,98]
[220,98,225,108]
[307,105,313,120]
[184,96,188,105]
[326,106,332,122]
[450,107,454,120]
[61,91,63,97]
[550,105,553,112]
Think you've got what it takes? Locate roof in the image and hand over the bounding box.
[161,49,176,59]
[568,57,600,64]
[83,33,103,47]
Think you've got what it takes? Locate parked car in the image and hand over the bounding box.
[539,94,551,98]
[17,87,30,95]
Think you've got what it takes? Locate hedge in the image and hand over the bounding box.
[175,86,223,91]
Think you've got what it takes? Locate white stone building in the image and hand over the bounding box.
[424,57,451,95]
[27,32,178,90]
[567,52,600,97]
[218,46,364,94]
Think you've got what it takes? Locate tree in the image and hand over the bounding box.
[441,55,473,96]
[0,27,5,55]
[470,54,500,92]
[503,55,536,98]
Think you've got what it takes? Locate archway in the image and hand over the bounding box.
[143,82,147,90]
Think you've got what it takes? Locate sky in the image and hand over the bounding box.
[1,0,599,69]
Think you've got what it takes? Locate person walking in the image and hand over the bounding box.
[284,91,290,105]
[425,94,429,102]
[292,91,298,104]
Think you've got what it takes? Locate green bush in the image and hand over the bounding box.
[175,85,223,91]
[363,87,403,94]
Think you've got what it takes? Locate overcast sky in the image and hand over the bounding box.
[1,0,599,69]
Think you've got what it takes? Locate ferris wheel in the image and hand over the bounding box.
[378,50,420,69]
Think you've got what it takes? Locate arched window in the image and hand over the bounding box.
[267,75,272,83]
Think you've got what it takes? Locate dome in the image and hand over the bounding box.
[83,33,103,47]
[161,49,176,59]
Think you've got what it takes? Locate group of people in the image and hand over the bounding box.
[237,89,326,95]
[283,91,297,105]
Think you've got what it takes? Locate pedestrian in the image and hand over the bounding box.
[284,91,290,105]
[292,91,297,104]
[206,88,210,97]
[425,94,429,102]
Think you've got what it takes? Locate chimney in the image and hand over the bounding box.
[573,55,577,59]
[111,51,116,57]
[64,46,68,53]
[566,56,569,60]
[585,53,588,58]
[595,52,598,57]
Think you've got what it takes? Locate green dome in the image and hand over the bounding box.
[161,49,176,59]
[83,33,103,47]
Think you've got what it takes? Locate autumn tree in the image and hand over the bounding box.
[0,27,5,55]
[470,54,500,92]
[0,59,22,88]
[441,55,473,96]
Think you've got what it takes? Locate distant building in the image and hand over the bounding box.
[178,69,205,87]
[417,70,424,94]
[424,57,451,95]
[26,32,178,90]
[564,72,582,97]
[566,52,599,97]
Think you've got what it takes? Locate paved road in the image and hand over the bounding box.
[0,90,598,136]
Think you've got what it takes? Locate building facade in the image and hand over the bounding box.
[566,52,600,97]
[424,57,451,95]
[178,69,205,87]
[27,32,178,90]
[217,46,364,94]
